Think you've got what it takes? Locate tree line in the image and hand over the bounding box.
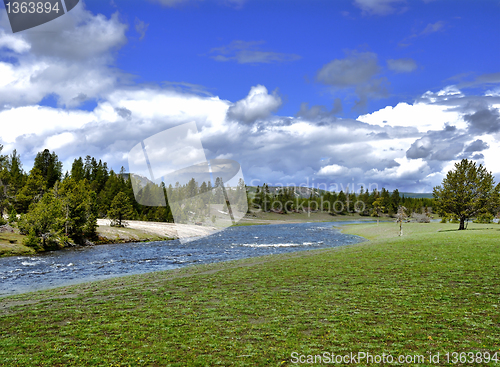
[0,146,176,249]
[252,183,433,217]
[0,146,247,249]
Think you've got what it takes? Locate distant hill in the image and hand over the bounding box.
[120,173,154,189]
[246,186,324,198]
[247,186,434,199]
[400,192,434,199]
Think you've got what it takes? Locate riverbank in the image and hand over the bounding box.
[0,219,214,257]
[1,221,498,365]
[0,228,33,257]
[0,221,176,258]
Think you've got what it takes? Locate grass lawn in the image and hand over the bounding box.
[240,210,395,224]
[1,222,499,366]
[0,231,34,257]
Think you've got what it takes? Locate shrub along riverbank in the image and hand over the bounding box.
[0,224,173,257]
[0,222,499,366]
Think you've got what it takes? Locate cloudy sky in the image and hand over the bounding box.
[1,0,499,192]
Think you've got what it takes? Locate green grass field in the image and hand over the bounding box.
[239,210,395,224]
[1,222,499,366]
[0,231,34,257]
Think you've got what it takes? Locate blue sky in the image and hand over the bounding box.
[1,0,500,192]
[93,0,500,116]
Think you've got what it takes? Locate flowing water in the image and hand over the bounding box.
[0,221,369,297]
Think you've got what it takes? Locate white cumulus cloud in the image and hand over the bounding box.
[0,4,128,108]
[318,164,350,176]
[357,100,465,132]
[226,85,282,123]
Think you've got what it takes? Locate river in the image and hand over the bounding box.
[0,221,369,297]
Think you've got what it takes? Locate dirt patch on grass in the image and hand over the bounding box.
[248,316,267,325]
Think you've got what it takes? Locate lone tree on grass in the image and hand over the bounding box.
[396,206,407,236]
[433,159,500,230]
[372,197,385,225]
[108,192,134,227]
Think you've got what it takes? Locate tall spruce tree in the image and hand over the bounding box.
[71,157,85,182]
[391,189,401,210]
[58,178,98,244]
[0,145,8,219]
[16,168,46,213]
[33,149,62,189]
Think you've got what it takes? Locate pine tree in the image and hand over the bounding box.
[433,159,499,230]
[372,197,385,225]
[381,188,391,213]
[18,191,64,249]
[16,168,47,213]
[71,157,85,182]
[58,178,98,243]
[0,145,6,168]
[8,207,17,224]
[200,181,208,194]
[391,189,401,210]
[337,191,347,213]
[108,192,134,227]
[186,178,198,198]
[33,149,62,189]
[8,150,25,195]
[0,145,9,218]
[84,155,92,180]
[94,161,109,193]
[98,170,125,216]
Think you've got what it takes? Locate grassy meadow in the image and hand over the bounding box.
[0,231,34,257]
[240,210,395,224]
[0,221,499,366]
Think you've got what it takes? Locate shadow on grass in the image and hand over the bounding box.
[438,227,500,232]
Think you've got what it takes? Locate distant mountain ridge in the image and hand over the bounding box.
[400,192,434,199]
[247,186,433,199]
